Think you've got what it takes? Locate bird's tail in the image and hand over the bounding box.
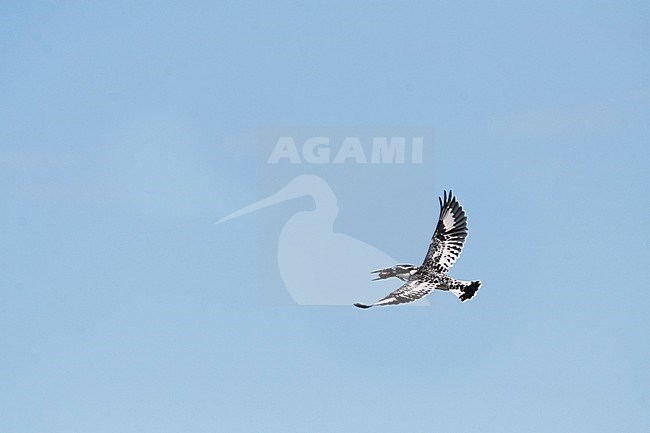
[449,280,481,302]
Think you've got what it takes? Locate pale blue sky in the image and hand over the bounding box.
[1,1,649,432]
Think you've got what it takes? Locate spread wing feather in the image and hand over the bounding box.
[354,278,437,308]
[421,190,468,273]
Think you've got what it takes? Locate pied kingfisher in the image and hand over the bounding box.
[355,190,481,308]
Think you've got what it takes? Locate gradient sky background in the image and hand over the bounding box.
[2,1,649,432]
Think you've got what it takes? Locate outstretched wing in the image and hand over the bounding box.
[421,190,468,273]
[354,278,436,308]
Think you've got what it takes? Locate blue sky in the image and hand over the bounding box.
[1,1,649,432]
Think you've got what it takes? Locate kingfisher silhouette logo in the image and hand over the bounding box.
[218,128,434,305]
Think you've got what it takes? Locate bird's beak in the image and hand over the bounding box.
[370,269,383,281]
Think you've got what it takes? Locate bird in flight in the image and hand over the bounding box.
[355,190,481,308]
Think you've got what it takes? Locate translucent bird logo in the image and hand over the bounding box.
[217,175,429,306]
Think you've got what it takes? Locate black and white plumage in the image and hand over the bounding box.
[355,191,481,309]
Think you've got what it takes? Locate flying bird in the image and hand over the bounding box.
[355,190,481,308]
